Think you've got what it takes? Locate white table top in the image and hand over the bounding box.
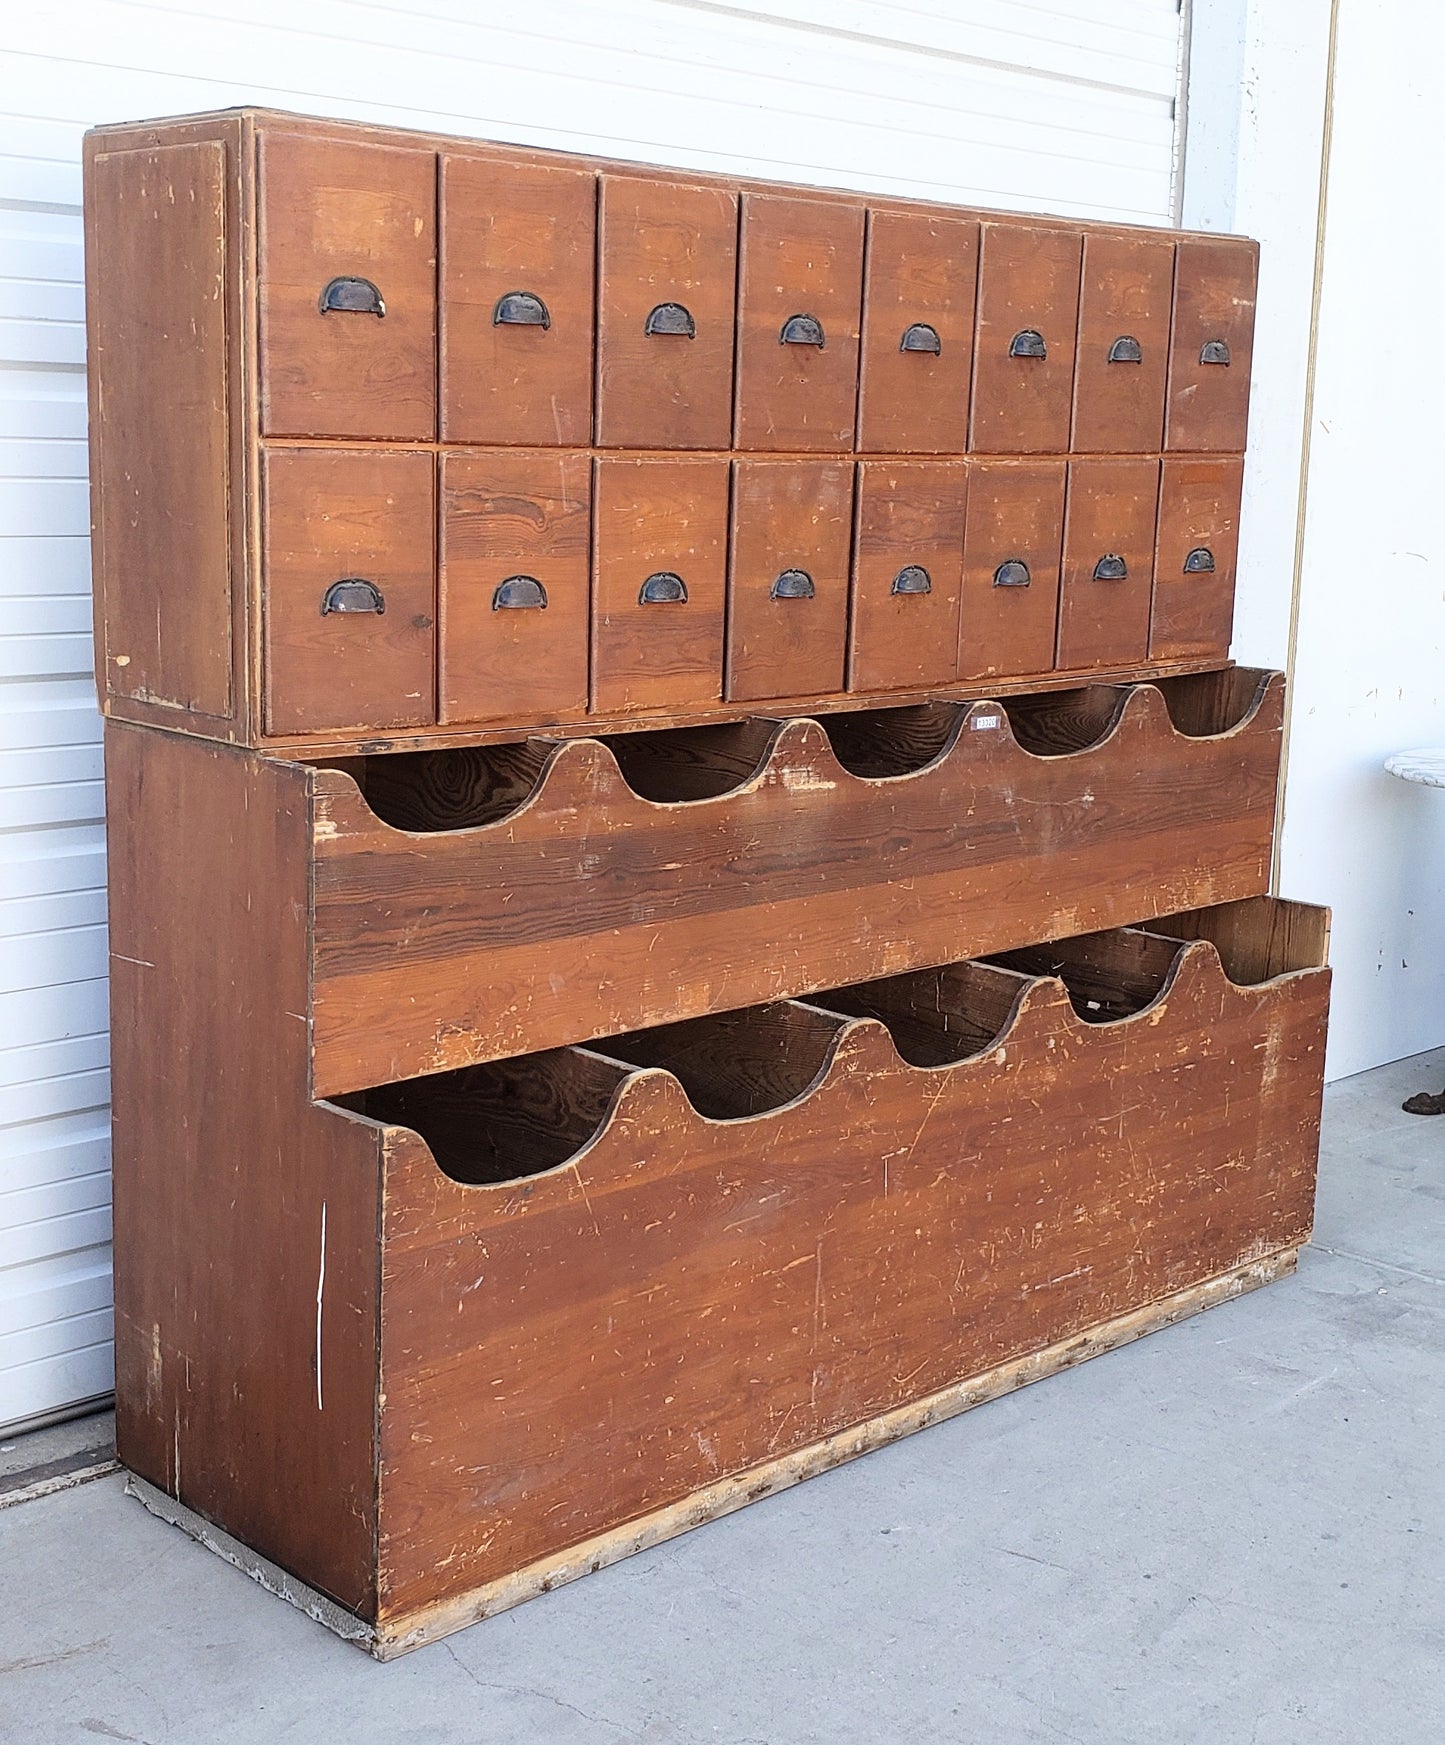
[1385,749,1445,788]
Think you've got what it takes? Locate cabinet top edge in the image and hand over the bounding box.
[81,106,1258,250]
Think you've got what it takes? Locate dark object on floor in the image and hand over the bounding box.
[1402,1086,1445,1115]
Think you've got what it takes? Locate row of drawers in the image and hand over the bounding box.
[264,447,1242,737]
[258,127,1256,457]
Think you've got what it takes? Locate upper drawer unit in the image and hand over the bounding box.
[1166,238,1258,452]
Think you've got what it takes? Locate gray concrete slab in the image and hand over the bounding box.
[2,1049,1442,1745]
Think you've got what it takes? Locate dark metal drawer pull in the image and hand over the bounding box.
[994,560,1031,588]
[1009,328,1047,359]
[1108,335,1143,363]
[319,277,384,317]
[1093,554,1128,581]
[1200,339,1231,365]
[770,568,815,600]
[492,575,548,610]
[640,572,688,605]
[320,578,385,616]
[644,301,695,338]
[1183,547,1216,574]
[900,322,941,355]
[493,291,551,328]
[780,313,825,348]
[891,565,931,596]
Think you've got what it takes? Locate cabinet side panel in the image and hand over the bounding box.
[106,723,380,1618]
[87,142,234,720]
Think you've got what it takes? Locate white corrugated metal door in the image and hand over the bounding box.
[0,0,1186,1433]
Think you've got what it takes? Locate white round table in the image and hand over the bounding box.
[1385,748,1445,1112]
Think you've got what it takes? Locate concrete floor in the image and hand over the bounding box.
[2,1048,1442,1745]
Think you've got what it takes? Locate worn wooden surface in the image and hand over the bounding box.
[848,459,968,692]
[363,921,1326,1625]
[309,671,1286,1094]
[1057,456,1160,671]
[1071,231,1173,454]
[1151,456,1245,663]
[1166,237,1258,453]
[960,460,1067,680]
[971,222,1082,454]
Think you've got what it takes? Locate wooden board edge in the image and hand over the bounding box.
[125,1247,1298,1657]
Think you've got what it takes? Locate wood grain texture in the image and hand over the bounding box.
[1056,457,1160,672]
[848,460,967,692]
[257,128,436,441]
[106,722,382,1616]
[959,460,1066,680]
[735,194,865,451]
[439,450,591,726]
[440,152,596,445]
[1166,238,1258,453]
[366,922,1326,1622]
[1151,456,1244,663]
[856,211,978,454]
[86,140,234,720]
[1071,232,1174,453]
[262,447,436,734]
[595,177,738,449]
[592,456,730,713]
[970,222,1082,454]
[309,671,1286,1093]
[727,459,853,703]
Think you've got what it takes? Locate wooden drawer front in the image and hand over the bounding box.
[857,211,977,454]
[258,132,436,441]
[960,461,1066,680]
[592,457,730,712]
[439,153,595,446]
[1057,458,1160,672]
[849,461,966,692]
[1071,233,1173,454]
[263,448,436,736]
[439,451,591,727]
[970,223,1082,454]
[736,195,865,451]
[595,177,737,450]
[1151,457,1243,662]
[727,459,853,703]
[1167,239,1258,452]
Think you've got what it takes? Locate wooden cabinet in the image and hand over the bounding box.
[88,107,1309,1659]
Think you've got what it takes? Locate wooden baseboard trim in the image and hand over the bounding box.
[129,1247,1298,1659]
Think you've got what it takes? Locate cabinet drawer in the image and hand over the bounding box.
[960,461,1066,681]
[439,153,595,446]
[736,195,865,452]
[1071,233,1173,454]
[257,131,436,441]
[595,176,737,450]
[970,223,1082,454]
[1166,239,1258,452]
[1057,458,1159,672]
[439,451,591,727]
[857,211,977,454]
[849,461,967,692]
[592,457,730,713]
[727,459,852,704]
[1151,458,1243,662]
[263,448,435,736]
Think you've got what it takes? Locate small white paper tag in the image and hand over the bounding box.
[969,714,1002,731]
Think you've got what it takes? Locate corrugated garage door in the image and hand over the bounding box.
[0,0,1186,1433]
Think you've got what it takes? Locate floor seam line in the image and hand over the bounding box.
[1307,1241,1445,1289]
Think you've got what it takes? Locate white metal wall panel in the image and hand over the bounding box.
[0,0,1185,1433]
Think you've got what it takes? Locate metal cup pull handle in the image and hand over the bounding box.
[891,565,931,596]
[1108,335,1143,364]
[770,569,815,600]
[644,302,696,338]
[492,576,548,610]
[319,277,385,317]
[1200,339,1231,365]
[1008,328,1047,359]
[900,322,942,355]
[493,291,551,329]
[780,313,825,348]
[320,578,385,616]
[1183,547,1217,574]
[639,572,688,605]
[1092,554,1128,581]
[994,560,1031,588]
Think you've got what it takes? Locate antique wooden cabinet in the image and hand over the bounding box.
[85,108,1321,1658]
